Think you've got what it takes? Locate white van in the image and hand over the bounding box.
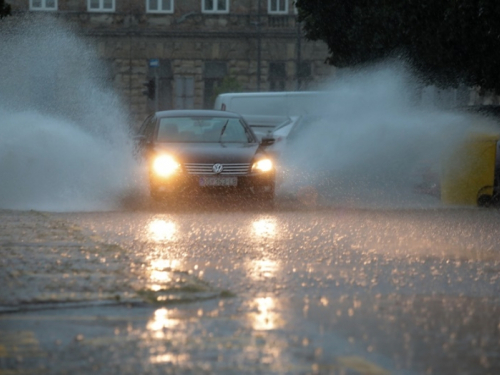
[214,91,328,116]
[214,91,329,134]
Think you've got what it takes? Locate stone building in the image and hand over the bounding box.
[6,0,335,123]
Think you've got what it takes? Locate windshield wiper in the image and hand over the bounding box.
[218,120,229,143]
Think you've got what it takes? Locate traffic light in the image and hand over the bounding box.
[142,79,155,100]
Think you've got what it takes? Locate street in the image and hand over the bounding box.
[1,200,499,375]
[2,3,500,375]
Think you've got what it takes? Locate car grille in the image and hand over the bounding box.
[184,163,250,176]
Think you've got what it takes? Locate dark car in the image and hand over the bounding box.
[136,110,276,203]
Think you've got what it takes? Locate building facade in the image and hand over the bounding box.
[6,0,336,124]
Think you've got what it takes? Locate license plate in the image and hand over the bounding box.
[199,177,237,187]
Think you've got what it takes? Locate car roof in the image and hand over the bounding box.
[155,109,243,118]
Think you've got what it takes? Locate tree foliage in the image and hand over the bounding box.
[212,76,243,101]
[296,0,500,93]
[0,0,11,19]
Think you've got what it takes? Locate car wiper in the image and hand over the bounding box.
[218,120,229,143]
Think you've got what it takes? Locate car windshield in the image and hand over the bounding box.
[157,116,254,143]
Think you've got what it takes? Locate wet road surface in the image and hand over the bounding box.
[1,201,500,374]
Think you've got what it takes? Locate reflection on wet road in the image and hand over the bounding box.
[148,218,177,242]
[1,206,499,374]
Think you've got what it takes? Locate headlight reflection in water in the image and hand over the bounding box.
[147,308,190,365]
[247,259,280,280]
[145,219,183,290]
[147,258,183,292]
[248,297,283,331]
[252,217,277,238]
[147,308,180,336]
[148,219,177,242]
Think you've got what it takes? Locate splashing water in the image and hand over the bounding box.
[279,63,498,208]
[0,17,145,211]
[0,19,496,211]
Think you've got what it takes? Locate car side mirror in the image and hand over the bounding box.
[134,134,152,147]
[260,136,275,146]
[133,135,153,152]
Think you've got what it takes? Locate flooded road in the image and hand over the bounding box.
[1,204,500,374]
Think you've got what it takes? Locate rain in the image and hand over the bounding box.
[1,9,500,375]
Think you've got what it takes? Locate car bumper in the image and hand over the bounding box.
[150,172,275,197]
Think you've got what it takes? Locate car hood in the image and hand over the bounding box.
[154,142,261,164]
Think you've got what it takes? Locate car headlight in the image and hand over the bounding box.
[252,158,273,173]
[152,154,180,177]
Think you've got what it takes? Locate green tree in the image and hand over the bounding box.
[212,76,243,102]
[296,0,500,93]
[0,0,11,19]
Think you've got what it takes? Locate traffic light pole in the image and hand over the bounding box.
[154,71,159,112]
[257,0,261,92]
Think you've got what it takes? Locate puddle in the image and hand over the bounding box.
[0,210,232,309]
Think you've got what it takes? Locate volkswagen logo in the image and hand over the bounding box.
[212,163,224,174]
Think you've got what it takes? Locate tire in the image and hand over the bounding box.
[477,194,492,207]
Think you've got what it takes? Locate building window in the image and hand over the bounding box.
[204,61,227,109]
[30,0,57,11]
[202,0,229,13]
[269,62,286,91]
[147,60,173,111]
[297,61,312,90]
[175,76,195,109]
[268,0,287,14]
[147,0,174,13]
[88,0,115,12]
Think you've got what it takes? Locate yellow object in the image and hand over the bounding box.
[441,132,499,205]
